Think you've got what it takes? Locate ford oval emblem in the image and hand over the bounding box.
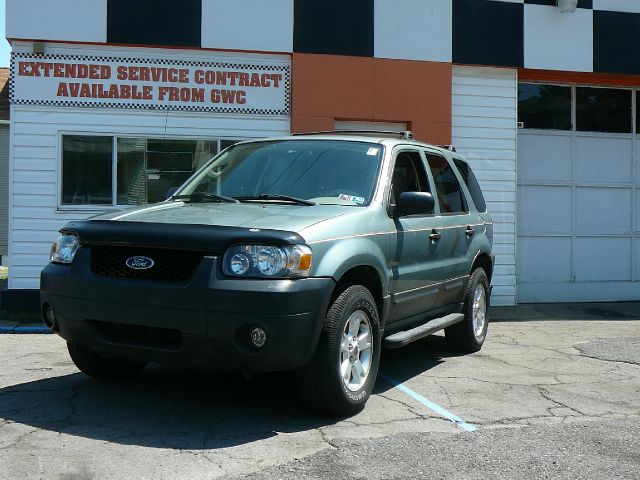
[125,256,155,270]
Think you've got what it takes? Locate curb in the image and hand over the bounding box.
[0,325,51,334]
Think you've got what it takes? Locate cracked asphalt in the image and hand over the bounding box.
[1,313,639,479]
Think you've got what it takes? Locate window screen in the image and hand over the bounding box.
[426,154,468,215]
[453,159,487,212]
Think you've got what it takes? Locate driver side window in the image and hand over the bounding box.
[390,151,430,206]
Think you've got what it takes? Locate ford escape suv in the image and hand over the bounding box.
[41,131,494,416]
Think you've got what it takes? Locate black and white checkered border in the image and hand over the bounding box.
[10,52,291,115]
[11,98,289,116]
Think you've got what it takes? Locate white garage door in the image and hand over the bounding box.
[517,131,640,302]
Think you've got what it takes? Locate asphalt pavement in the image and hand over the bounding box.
[0,303,639,479]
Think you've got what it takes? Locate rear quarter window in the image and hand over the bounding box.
[453,159,487,213]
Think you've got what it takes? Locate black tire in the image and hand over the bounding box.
[445,268,490,352]
[296,284,382,417]
[67,342,147,380]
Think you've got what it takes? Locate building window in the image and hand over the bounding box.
[576,87,632,133]
[61,135,243,207]
[518,83,572,130]
[62,136,113,205]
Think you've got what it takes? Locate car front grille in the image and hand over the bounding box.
[91,246,204,282]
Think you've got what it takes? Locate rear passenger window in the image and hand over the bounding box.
[426,154,468,215]
[453,159,487,213]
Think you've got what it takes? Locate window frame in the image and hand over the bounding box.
[386,148,436,218]
[518,82,639,135]
[57,132,244,211]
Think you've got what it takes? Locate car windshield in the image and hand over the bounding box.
[177,140,384,206]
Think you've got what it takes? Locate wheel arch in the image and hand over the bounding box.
[471,251,493,282]
[335,265,385,318]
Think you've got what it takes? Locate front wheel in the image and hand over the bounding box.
[67,342,147,380]
[445,268,490,352]
[296,284,381,417]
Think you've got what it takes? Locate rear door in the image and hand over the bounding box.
[424,150,475,306]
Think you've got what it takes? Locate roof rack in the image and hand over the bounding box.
[436,144,457,152]
[292,130,415,141]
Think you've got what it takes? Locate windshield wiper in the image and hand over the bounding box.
[234,194,317,206]
[171,192,240,204]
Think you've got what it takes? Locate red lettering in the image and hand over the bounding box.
[56,82,68,96]
[116,66,127,81]
[79,84,91,97]
[18,62,29,76]
[120,84,131,99]
[108,84,119,98]
[88,65,100,79]
[138,67,150,82]
[271,74,282,88]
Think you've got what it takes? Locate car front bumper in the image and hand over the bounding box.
[40,249,335,373]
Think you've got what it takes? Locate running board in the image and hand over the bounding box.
[383,313,464,349]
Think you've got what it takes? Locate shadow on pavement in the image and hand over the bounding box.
[491,301,640,323]
[0,367,332,450]
[375,334,464,394]
[0,335,475,448]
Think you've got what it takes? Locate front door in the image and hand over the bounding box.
[386,149,449,323]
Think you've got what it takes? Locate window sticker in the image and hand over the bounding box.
[338,194,365,204]
[366,147,379,156]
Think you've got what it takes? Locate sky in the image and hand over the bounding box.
[0,0,10,67]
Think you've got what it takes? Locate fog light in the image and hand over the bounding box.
[42,303,57,331]
[46,305,55,323]
[249,327,267,349]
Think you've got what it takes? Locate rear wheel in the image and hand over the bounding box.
[67,342,147,380]
[296,284,381,417]
[445,268,489,352]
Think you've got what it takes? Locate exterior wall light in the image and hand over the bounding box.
[557,0,578,13]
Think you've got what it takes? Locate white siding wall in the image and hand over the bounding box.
[452,66,518,306]
[0,125,8,256]
[7,44,291,289]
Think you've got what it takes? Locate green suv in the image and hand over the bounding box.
[41,131,493,416]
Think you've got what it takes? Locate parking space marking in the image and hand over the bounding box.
[379,373,477,432]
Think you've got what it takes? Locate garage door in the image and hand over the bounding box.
[517,129,640,302]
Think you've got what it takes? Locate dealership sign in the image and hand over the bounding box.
[10,53,290,115]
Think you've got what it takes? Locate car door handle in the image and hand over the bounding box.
[429,230,442,241]
[466,226,475,237]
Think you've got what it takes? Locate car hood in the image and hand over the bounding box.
[90,201,353,233]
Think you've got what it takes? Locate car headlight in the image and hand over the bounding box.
[223,244,312,278]
[50,235,79,264]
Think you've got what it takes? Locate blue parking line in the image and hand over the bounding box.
[379,373,477,432]
[0,326,51,334]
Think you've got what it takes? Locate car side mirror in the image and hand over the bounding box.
[165,187,179,200]
[395,192,435,217]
